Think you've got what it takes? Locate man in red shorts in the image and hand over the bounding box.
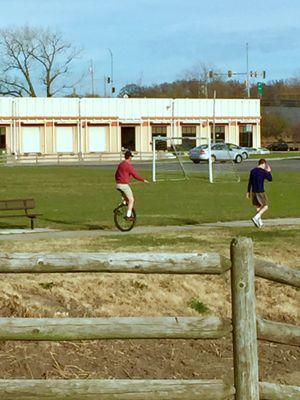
[246,158,272,228]
[115,150,148,220]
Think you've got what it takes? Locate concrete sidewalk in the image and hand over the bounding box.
[0,217,299,242]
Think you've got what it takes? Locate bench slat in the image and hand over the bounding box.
[0,199,35,211]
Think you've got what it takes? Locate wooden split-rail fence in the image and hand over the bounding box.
[0,237,299,400]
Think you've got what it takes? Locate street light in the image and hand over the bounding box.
[107,48,115,96]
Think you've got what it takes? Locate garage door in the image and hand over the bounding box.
[23,127,40,153]
[88,126,106,152]
[56,126,73,152]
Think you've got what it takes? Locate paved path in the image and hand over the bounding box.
[0,218,299,242]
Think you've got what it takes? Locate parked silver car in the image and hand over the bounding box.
[189,143,244,163]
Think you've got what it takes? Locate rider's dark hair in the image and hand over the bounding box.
[124,150,133,159]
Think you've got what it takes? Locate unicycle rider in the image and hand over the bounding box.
[115,150,148,221]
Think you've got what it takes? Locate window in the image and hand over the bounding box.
[182,125,196,149]
[211,125,225,142]
[152,125,167,150]
[212,144,225,151]
[239,125,253,147]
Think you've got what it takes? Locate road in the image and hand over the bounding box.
[11,157,300,173]
[150,158,300,173]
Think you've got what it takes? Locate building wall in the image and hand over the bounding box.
[0,98,261,158]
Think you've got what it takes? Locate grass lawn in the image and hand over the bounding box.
[0,166,299,230]
[249,151,300,159]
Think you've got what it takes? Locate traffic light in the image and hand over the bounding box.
[107,77,111,84]
[112,87,116,94]
[228,70,233,78]
[208,71,214,79]
[257,82,263,96]
[262,70,266,79]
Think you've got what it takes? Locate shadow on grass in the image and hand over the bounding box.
[153,217,200,225]
[0,221,28,229]
[41,217,110,231]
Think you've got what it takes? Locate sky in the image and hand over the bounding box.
[1,0,300,95]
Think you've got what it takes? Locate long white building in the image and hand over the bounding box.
[0,97,260,161]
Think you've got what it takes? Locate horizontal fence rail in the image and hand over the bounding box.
[1,316,297,346]
[254,259,300,288]
[0,379,235,400]
[257,317,300,347]
[1,380,299,400]
[0,252,231,274]
[1,252,298,288]
[259,382,300,400]
[0,316,231,341]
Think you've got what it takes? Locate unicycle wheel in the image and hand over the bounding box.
[114,204,136,232]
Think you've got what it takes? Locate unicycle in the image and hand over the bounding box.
[113,190,136,232]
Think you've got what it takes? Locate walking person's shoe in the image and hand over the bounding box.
[251,215,260,228]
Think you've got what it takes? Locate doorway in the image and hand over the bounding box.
[0,127,6,151]
[239,125,253,147]
[121,126,136,151]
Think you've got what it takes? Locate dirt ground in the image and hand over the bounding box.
[0,227,299,387]
[0,339,299,385]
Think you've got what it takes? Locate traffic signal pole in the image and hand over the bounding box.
[208,43,266,99]
[246,42,250,98]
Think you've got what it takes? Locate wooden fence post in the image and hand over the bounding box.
[231,237,259,400]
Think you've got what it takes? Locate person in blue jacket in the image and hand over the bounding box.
[246,159,272,228]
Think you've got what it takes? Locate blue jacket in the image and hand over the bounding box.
[247,167,272,193]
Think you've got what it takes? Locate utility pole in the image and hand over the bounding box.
[212,90,216,143]
[107,48,115,96]
[89,60,95,96]
[104,75,107,97]
[246,42,250,98]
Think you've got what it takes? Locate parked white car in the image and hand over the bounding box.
[256,147,271,155]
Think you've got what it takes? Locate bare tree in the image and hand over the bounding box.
[183,62,221,98]
[183,61,214,82]
[0,26,82,97]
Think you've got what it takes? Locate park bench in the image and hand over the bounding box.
[0,199,42,230]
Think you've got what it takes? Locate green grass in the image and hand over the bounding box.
[188,299,210,314]
[249,152,300,159]
[0,166,299,230]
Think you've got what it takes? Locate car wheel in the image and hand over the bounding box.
[235,155,242,163]
[242,152,248,159]
[192,160,200,164]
